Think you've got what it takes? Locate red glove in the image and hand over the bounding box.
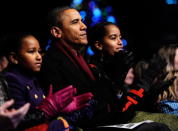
[37,85,93,119]
[37,85,76,119]
[61,92,93,113]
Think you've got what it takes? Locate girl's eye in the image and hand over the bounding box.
[38,49,42,54]
[110,36,116,40]
[27,50,35,53]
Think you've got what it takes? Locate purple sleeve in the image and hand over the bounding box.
[5,74,29,109]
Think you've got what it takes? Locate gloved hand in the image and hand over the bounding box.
[134,77,176,112]
[121,77,152,112]
[122,88,144,112]
[122,73,170,112]
[155,77,176,93]
[61,92,93,113]
[116,50,135,69]
[37,85,93,119]
[122,54,167,112]
[37,85,76,119]
[104,50,135,87]
[147,76,176,103]
[114,50,134,82]
[142,54,167,85]
[133,54,167,93]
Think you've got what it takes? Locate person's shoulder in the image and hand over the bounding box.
[3,68,28,85]
[89,56,103,71]
[4,71,20,80]
[43,45,65,62]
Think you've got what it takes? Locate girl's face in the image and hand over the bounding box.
[102,25,123,56]
[17,36,42,72]
[174,48,178,70]
[124,68,134,85]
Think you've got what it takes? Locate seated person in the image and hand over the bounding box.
[3,33,92,131]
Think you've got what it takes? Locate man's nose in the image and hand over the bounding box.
[80,21,87,30]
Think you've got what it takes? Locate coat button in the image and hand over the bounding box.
[34,94,38,99]
[26,85,30,90]
[43,95,46,99]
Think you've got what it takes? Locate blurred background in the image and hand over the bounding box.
[0,0,178,60]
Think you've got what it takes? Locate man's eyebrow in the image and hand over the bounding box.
[71,18,80,23]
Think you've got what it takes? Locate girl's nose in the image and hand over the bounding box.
[118,38,123,47]
[36,52,42,60]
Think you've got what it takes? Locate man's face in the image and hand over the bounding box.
[60,9,88,45]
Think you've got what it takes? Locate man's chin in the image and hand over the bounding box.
[79,41,88,45]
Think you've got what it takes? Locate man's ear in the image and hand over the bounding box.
[9,52,18,64]
[50,26,62,38]
[94,41,103,50]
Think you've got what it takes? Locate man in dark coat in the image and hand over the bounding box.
[40,6,171,131]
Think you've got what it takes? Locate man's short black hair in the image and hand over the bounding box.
[47,6,75,29]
